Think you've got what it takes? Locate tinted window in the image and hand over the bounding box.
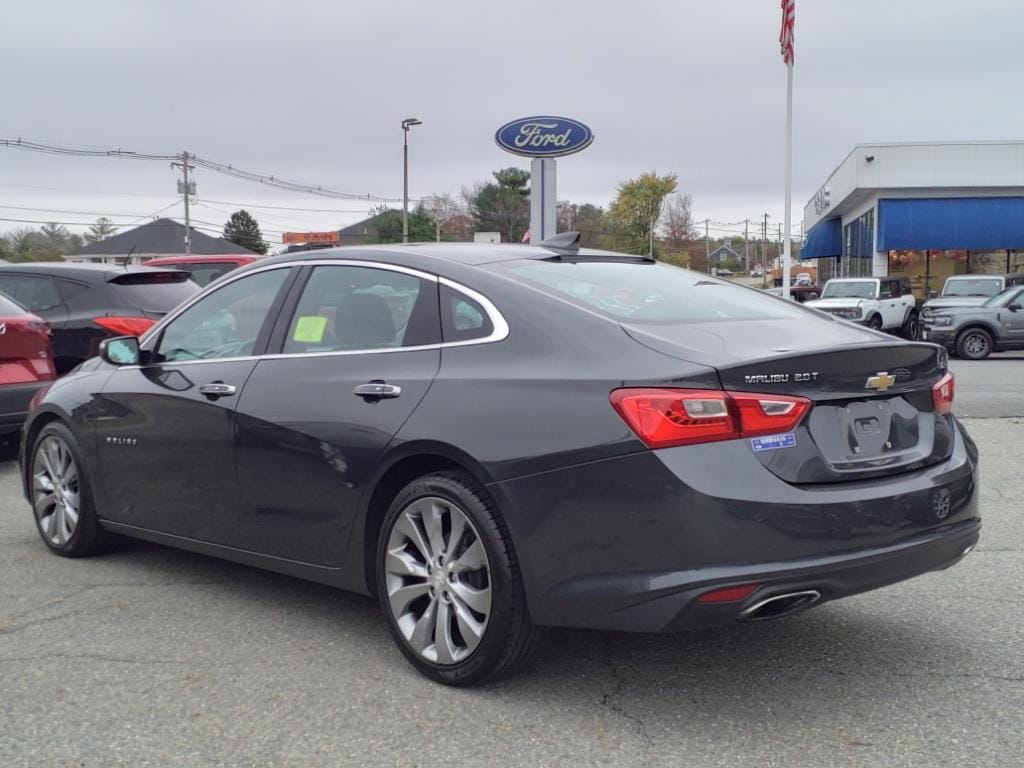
[109,272,199,312]
[283,265,436,354]
[156,269,289,361]
[441,284,493,342]
[0,292,27,316]
[0,274,63,312]
[56,279,91,302]
[500,260,808,323]
[185,263,238,287]
[880,281,896,299]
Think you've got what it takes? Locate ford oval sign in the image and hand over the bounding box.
[495,116,594,158]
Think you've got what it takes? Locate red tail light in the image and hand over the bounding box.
[610,388,811,449]
[932,372,955,414]
[93,316,156,337]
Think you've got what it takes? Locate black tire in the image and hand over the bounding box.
[867,314,883,331]
[900,310,920,341]
[956,328,994,360]
[376,471,545,686]
[28,422,110,558]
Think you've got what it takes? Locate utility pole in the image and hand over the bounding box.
[431,196,442,243]
[744,219,750,274]
[173,151,195,258]
[649,215,655,258]
[704,218,710,273]
[761,213,770,288]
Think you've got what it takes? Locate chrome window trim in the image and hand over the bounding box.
[130,258,509,368]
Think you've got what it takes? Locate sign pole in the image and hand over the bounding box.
[530,158,556,244]
[782,57,794,298]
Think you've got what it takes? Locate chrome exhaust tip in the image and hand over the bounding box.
[738,589,822,622]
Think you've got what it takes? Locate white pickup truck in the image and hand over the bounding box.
[804,276,920,339]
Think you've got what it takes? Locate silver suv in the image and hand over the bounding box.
[922,285,1024,359]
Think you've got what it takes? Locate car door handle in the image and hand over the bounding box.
[198,382,237,398]
[353,381,402,400]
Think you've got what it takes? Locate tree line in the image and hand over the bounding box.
[1,169,711,267]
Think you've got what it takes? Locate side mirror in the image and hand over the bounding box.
[1009,302,1022,312]
[927,291,937,299]
[99,336,141,366]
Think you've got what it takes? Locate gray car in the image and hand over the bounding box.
[922,285,1024,359]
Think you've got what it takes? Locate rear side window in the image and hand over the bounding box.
[441,284,493,342]
[0,274,63,312]
[184,263,239,287]
[0,292,27,316]
[56,279,91,302]
[108,271,199,312]
[282,265,439,354]
[500,260,808,323]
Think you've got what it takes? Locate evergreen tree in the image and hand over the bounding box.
[222,210,268,254]
[85,217,118,244]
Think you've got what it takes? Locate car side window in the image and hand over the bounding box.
[440,284,494,342]
[155,268,289,362]
[187,263,237,287]
[879,281,894,299]
[56,279,91,303]
[282,265,438,354]
[0,274,63,312]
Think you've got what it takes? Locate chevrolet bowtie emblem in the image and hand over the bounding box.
[865,371,897,392]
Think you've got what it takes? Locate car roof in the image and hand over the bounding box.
[945,273,1017,279]
[247,242,647,270]
[0,262,180,282]
[145,255,260,266]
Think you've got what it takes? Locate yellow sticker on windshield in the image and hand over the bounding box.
[293,315,327,343]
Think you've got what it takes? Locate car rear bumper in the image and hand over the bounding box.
[493,419,980,632]
[0,381,47,435]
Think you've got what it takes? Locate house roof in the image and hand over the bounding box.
[710,244,742,258]
[73,218,259,257]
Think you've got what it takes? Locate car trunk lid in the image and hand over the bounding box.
[622,318,954,484]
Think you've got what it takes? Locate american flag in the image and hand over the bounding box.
[779,0,795,64]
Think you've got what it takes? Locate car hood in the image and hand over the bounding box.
[924,296,991,309]
[803,297,865,309]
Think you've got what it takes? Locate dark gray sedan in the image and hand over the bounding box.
[20,235,979,685]
[923,285,1024,359]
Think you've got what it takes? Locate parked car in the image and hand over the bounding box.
[751,266,764,278]
[0,263,198,373]
[0,292,55,440]
[922,284,1024,359]
[21,237,978,686]
[805,276,919,338]
[766,285,821,304]
[794,272,813,286]
[923,273,1024,315]
[144,255,261,287]
[713,267,734,277]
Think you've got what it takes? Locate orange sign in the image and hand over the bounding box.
[282,231,340,244]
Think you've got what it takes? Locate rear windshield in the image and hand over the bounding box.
[499,260,807,323]
[0,292,27,316]
[942,277,1003,297]
[822,280,877,299]
[108,272,199,312]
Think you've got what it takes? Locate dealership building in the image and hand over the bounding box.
[802,141,1024,297]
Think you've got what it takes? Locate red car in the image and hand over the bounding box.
[0,292,56,441]
[144,255,261,287]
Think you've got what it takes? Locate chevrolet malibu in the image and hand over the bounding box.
[20,236,980,686]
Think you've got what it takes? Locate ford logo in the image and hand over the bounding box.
[494,116,594,158]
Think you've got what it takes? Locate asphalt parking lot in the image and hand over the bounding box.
[1,371,1022,767]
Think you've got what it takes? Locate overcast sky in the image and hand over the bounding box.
[2,0,1021,244]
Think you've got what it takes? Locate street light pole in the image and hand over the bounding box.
[401,118,422,243]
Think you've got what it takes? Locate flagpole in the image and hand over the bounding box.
[782,57,793,300]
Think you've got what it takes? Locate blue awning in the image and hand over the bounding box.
[802,217,842,258]
[878,197,1024,251]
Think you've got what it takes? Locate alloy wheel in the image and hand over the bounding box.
[32,435,81,546]
[384,496,492,665]
[963,332,989,357]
